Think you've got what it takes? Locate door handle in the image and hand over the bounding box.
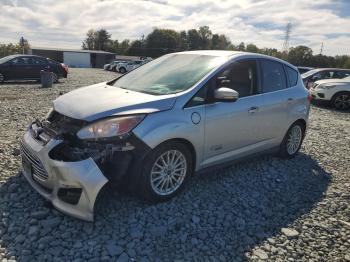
[248,106,259,114]
[287,98,294,103]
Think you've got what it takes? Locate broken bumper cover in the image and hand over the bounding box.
[20,130,108,221]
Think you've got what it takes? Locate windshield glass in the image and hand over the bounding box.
[113,54,226,95]
[302,69,320,78]
[0,55,18,64]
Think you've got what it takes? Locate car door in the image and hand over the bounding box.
[202,59,265,167]
[257,59,292,145]
[7,57,31,79]
[31,57,48,79]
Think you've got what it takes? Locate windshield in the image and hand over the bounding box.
[0,55,18,64]
[113,54,226,95]
[302,69,320,78]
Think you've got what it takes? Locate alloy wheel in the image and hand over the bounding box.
[0,73,4,83]
[150,149,187,196]
[334,94,350,110]
[52,73,58,83]
[286,125,302,155]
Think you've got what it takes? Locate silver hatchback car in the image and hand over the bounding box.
[20,51,310,221]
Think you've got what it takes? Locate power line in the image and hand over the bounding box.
[282,22,292,53]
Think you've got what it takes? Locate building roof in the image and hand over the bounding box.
[30,47,115,55]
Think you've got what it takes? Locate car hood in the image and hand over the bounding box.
[53,82,177,122]
[315,78,350,85]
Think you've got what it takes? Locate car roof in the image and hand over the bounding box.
[174,50,297,70]
[311,68,350,72]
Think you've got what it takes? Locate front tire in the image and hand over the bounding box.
[52,73,58,83]
[0,73,4,83]
[119,67,126,74]
[136,141,193,202]
[331,92,350,110]
[279,122,305,159]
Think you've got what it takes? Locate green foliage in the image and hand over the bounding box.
[82,28,111,51]
[0,38,30,58]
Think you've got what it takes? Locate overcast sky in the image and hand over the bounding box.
[1,0,349,56]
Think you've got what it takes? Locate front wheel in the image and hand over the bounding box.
[279,122,305,158]
[52,73,58,83]
[136,142,193,202]
[119,67,126,74]
[332,92,350,110]
[0,73,4,83]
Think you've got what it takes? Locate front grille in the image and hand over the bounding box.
[20,141,48,181]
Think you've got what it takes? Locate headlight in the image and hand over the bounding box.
[45,107,54,119]
[317,84,336,90]
[77,115,145,140]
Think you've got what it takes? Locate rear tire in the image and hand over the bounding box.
[0,73,4,83]
[52,73,58,83]
[135,141,193,202]
[331,92,350,110]
[279,122,305,159]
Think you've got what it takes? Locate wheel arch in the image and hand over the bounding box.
[331,90,350,101]
[154,138,197,173]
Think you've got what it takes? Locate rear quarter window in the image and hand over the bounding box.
[285,66,298,87]
[261,59,287,93]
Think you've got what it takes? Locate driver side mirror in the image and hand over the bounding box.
[214,87,239,102]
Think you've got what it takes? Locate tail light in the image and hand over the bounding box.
[61,63,69,73]
[307,91,312,102]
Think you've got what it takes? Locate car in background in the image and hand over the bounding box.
[116,60,144,74]
[109,60,127,72]
[0,54,68,83]
[103,63,111,70]
[310,76,350,110]
[20,51,310,220]
[297,66,314,74]
[116,59,153,74]
[302,68,350,89]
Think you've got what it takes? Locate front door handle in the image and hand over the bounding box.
[287,98,294,104]
[248,106,259,114]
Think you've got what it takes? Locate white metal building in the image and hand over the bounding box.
[28,47,115,68]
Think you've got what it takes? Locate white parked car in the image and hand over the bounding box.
[310,76,350,110]
[116,60,146,74]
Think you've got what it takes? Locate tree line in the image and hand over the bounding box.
[82,26,350,68]
[0,39,30,58]
[1,27,349,69]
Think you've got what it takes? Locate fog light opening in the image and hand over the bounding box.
[57,188,82,205]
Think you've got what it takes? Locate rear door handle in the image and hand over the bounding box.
[248,106,259,114]
[287,98,294,103]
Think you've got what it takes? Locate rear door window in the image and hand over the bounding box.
[261,60,287,92]
[285,66,298,87]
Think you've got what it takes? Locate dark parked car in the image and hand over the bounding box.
[0,55,68,83]
[301,68,350,89]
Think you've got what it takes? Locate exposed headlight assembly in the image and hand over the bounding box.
[77,115,145,140]
[317,84,336,90]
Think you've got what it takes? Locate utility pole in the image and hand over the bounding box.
[320,42,324,55]
[282,22,292,54]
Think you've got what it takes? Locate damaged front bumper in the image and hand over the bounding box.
[21,130,108,221]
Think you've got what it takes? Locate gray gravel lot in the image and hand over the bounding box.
[0,68,349,262]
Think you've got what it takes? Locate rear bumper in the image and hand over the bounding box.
[20,130,108,221]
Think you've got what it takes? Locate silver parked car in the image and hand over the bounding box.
[20,51,310,221]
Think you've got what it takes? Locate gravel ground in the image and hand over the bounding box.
[0,68,349,262]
